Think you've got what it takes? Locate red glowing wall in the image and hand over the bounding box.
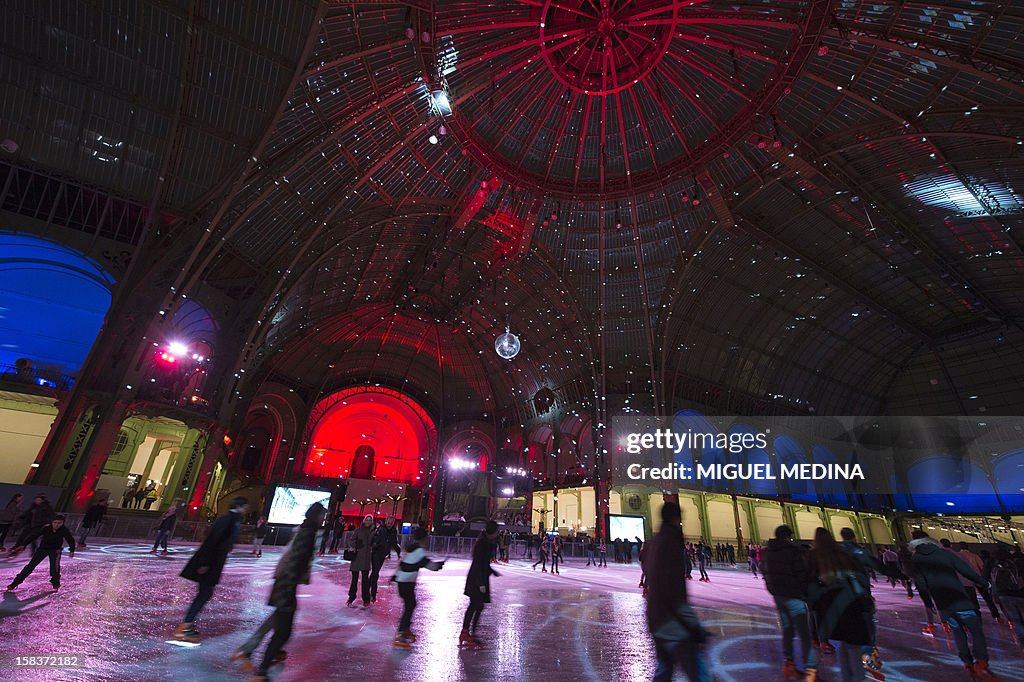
[304,388,434,484]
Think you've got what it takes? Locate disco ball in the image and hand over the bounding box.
[494,328,521,360]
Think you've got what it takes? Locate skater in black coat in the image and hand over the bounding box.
[6,515,76,591]
[368,517,401,602]
[13,495,55,551]
[232,502,325,679]
[174,496,248,642]
[460,520,500,647]
[78,499,108,546]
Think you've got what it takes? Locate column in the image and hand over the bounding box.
[695,493,712,542]
[27,400,100,486]
[186,427,224,519]
[163,428,206,507]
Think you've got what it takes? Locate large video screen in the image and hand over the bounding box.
[608,514,646,542]
[267,485,332,525]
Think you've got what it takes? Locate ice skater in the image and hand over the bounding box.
[598,537,608,567]
[550,535,562,575]
[392,527,444,649]
[369,516,401,603]
[152,502,179,555]
[6,514,75,591]
[174,496,248,642]
[460,520,500,648]
[0,492,24,550]
[232,502,325,680]
[761,525,815,681]
[645,502,711,682]
[346,514,374,608]
[533,534,549,572]
[697,541,710,582]
[252,516,268,557]
[77,498,108,547]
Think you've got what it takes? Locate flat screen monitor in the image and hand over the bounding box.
[608,514,646,542]
[267,485,332,525]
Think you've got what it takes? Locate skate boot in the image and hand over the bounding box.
[922,624,936,637]
[404,630,417,642]
[231,649,255,673]
[161,550,170,556]
[964,663,980,680]
[271,650,287,665]
[783,659,802,680]
[459,629,484,648]
[470,633,486,648]
[863,654,885,681]
[392,633,412,649]
[5,583,16,591]
[173,622,200,643]
[869,647,883,669]
[973,661,999,681]
[943,622,952,634]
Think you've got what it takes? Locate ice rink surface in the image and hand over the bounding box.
[1,543,1022,681]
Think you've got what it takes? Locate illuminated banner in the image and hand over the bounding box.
[610,415,1024,513]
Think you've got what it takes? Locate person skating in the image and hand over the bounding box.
[369,516,401,603]
[252,517,268,557]
[10,494,54,555]
[910,530,998,681]
[762,525,816,681]
[954,541,1002,623]
[749,544,761,578]
[152,502,179,555]
[806,527,873,682]
[550,535,562,575]
[598,537,608,567]
[392,527,444,649]
[460,520,500,648]
[232,502,325,680]
[0,492,24,550]
[174,496,248,642]
[696,541,710,582]
[586,537,596,567]
[347,514,374,608]
[6,514,75,591]
[533,534,549,572]
[645,502,711,681]
[77,498,108,548]
[990,546,1024,645]
[839,527,887,680]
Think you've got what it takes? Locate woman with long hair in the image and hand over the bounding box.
[806,527,873,682]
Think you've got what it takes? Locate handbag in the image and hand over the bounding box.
[343,548,356,561]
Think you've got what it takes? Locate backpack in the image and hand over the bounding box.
[992,561,1024,596]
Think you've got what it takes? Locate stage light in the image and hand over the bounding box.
[168,341,189,356]
[502,487,514,496]
[428,134,439,145]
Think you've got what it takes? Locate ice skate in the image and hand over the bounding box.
[404,630,417,642]
[161,550,170,556]
[5,584,16,592]
[459,629,483,648]
[392,633,412,649]
[863,654,885,681]
[231,649,255,673]
[173,622,200,643]
[782,659,802,680]
[973,661,999,681]
[922,624,936,637]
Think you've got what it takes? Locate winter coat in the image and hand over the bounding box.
[762,538,809,600]
[254,523,269,539]
[347,524,374,572]
[951,548,985,587]
[464,536,497,603]
[181,509,242,586]
[842,540,889,580]
[21,500,54,528]
[807,568,872,645]
[156,510,178,533]
[268,521,318,609]
[82,503,107,528]
[0,497,22,523]
[371,523,401,558]
[910,538,985,615]
[20,524,76,553]
[394,541,442,583]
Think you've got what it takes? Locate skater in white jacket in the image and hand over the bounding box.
[392,527,444,648]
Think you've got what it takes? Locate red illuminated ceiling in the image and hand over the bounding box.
[305,387,437,485]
